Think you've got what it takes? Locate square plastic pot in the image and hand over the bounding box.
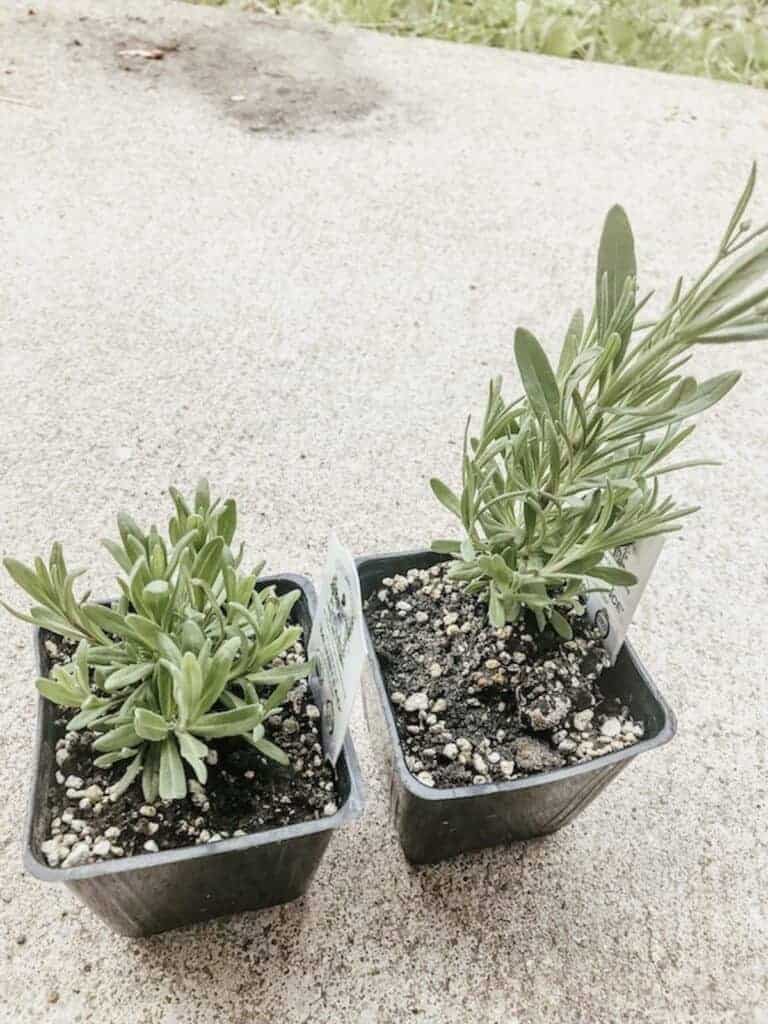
[23,574,364,936]
[357,549,676,865]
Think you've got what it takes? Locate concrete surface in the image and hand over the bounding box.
[1,1,767,1021]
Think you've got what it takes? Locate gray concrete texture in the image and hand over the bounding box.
[1,1,766,1020]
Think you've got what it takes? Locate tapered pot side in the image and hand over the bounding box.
[23,574,364,937]
[358,550,676,865]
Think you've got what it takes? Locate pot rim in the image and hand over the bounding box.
[24,572,364,883]
[357,549,677,803]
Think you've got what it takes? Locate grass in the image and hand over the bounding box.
[239,0,768,88]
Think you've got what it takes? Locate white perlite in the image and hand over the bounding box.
[404,692,429,713]
[62,842,91,868]
[573,709,594,731]
[600,717,622,738]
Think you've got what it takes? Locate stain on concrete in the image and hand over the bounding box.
[108,12,382,134]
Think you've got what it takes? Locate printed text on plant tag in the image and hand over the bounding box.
[587,536,664,661]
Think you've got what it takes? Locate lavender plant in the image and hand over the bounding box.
[431,166,768,637]
[2,482,310,801]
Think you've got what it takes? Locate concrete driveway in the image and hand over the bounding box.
[1,1,766,1021]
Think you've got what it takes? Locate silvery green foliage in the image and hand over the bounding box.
[2,482,311,802]
[431,167,768,637]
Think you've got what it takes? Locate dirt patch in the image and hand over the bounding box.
[364,563,645,789]
[76,7,383,134]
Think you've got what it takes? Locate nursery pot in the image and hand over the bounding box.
[23,574,364,936]
[358,550,676,864]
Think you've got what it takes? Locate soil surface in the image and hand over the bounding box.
[364,563,645,788]
[39,633,341,868]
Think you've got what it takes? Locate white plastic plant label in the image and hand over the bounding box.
[586,536,664,661]
[308,533,367,766]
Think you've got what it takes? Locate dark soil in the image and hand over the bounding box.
[40,633,341,868]
[364,563,645,789]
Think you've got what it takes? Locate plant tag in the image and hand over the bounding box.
[586,536,664,661]
[308,533,366,766]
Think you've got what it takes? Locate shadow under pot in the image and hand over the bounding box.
[24,574,364,936]
[357,549,675,865]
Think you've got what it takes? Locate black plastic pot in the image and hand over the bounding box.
[358,549,676,865]
[23,574,364,936]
